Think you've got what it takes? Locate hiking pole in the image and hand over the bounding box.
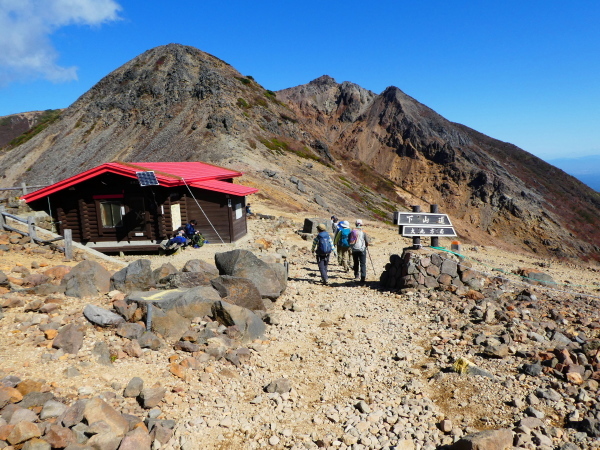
[367,248,377,277]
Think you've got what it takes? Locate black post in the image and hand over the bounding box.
[430,204,439,248]
[412,205,421,249]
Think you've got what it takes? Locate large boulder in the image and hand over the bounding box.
[159,271,214,289]
[150,309,191,342]
[211,300,265,343]
[152,263,178,284]
[210,276,265,311]
[111,259,155,293]
[127,286,221,319]
[268,262,288,295]
[215,250,285,299]
[182,259,219,276]
[61,261,112,298]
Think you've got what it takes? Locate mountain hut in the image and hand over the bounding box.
[21,161,258,253]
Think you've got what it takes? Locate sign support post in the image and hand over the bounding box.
[412,205,421,250]
[430,204,439,248]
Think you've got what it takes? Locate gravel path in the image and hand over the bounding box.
[2,212,600,449]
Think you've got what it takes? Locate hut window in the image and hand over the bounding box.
[99,201,124,228]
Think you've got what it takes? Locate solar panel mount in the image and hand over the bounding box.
[136,171,159,186]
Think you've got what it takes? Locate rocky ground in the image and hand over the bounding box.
[1,207,600,450]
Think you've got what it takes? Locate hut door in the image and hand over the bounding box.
[124,196,150,238]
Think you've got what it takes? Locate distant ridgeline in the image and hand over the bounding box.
[549,155,600,192]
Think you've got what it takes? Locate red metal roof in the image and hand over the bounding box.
[192,179,258,196]
[22,161,256,203]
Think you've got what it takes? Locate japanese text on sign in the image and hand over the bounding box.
[395,212,453,226]
[401,226,457,237]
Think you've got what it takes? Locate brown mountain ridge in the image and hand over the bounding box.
[0,43,598,261]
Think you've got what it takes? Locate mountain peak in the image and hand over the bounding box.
[1,44,599,260]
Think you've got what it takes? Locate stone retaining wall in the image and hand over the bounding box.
[379,248,488,293]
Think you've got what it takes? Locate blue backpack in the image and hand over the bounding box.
[316,231,332,254]
[338,228,351,248]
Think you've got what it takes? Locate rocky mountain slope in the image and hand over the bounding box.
[0,43,599,261]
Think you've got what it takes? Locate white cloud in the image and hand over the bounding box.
[0,0,121,85]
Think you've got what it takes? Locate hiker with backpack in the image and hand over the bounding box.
[183,220,206,248]
[350,219,370,284]
[334,220,352,272]
[161,219,205,250]
[311,223,337,285]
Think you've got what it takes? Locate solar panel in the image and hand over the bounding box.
[136,171,159,186]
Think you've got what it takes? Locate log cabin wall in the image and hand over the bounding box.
[29,173,251,246]
[182,188,232,243]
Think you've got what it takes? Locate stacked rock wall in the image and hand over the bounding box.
[379,249,487,292]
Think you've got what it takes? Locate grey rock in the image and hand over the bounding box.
[450,428,513,450]
[40,400,68,420]
[83,305,125,327]
[52,323,85,355]
[62,260,112,298]
[440,259,458,277]
[83,397,129,436]
[521,363,543,377]
[116,323,145,340]
[214,249,285,299]
[9,407,38,424]
[483,344,509,358]
[182,259,219,276]
[139,387,166,409]
[150,308,191,342]
[314,194,328,208]
[128,286,220,319]
[517,417,544,429]
[580,417,600,437]
[211,300,266,343]
[525,271,556,286]
[160,271,213,289]
[138,332,162,350]
[92,341,112,366]
[152,263,178,284]
[111,259,155,293]
[264,378,292,394]
[525,406,545,419]
[60,399,88,428]
[355,401,371,414]
[535,388,562,402]
[123,377,144,398]
[210,275,265,311]
[112,299,137,321]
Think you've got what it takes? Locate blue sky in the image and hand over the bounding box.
[0,0,599,161]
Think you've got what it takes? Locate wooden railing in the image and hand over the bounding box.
[0,208,72,259]
[0,182,50,199]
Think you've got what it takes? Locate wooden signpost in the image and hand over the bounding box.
[394,204,456,249]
